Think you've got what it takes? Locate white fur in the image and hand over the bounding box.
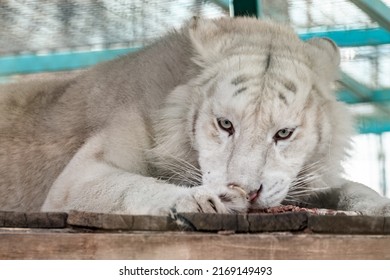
[1,17,390,216]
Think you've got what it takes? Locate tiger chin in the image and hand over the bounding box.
[1,17,389,216]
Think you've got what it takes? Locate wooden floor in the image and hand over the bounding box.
[1,229,390,259]
[1,211,390,260]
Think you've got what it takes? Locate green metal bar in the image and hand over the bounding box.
[337,89,390,104]
[256,0,263,18]
[338,72,372,101]
[299,27,390,47]
[0,48,140,76]
[350,0,390,32]
[233,0,259,17]
[338,72,390,117]
[337,90,362,103]
[358,118,390,134]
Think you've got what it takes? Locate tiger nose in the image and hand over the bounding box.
[247,185,263,202]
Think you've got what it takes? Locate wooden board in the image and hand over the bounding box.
[1,211,390,260]
[308,215,390,234]
[67,211,390,234]
[0,230,389,260]
[67,211,179,231]
[0,211,67,228]
[176,212,308,232]
[1,211,390,234]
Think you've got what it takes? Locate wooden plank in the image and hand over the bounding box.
[0,211,67,228]
[68,212,309,233]
[2,211,390,235]
[176,213,249,232]
[67,211,179,231]
[0,230,389,259]
[177,212,308,232]
[308,215,386,234]
[385,217,390,233]
[247,213,308,232]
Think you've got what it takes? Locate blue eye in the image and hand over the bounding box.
[274,128,294,141]
[217,118,235,136]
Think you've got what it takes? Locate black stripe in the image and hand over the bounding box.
[265,52,272,71]
[278,92,288,105]
[316,107,323,146]
[234,87,248,96]
[283,81,297,93]
[192,109,198,138]
[231,75,248,86]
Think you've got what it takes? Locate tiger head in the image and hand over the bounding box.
[188,17,353,209]
[154,17,353,211]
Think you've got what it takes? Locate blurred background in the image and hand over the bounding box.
[0,0,389,197]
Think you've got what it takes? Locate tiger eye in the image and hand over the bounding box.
[217,118,235,136]
[274,128,294,141]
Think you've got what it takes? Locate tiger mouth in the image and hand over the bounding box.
[228,184,262,202]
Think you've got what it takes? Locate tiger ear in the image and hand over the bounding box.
[306,38,341,81]
[307,38,340,66]
[188,17,224,66]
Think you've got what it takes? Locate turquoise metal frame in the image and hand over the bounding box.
[338,89,390,104]
[338,72,379,104]
[2,27,389,77]
[349,0,390,31]
[299,27,390,47]
[0,48,140,76]
[359,118,390,134]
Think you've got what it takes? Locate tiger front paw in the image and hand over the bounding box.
[173,185,248,214]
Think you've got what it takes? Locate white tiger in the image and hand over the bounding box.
[0,17,389,216]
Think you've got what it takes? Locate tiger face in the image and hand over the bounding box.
[187,17,349,209]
